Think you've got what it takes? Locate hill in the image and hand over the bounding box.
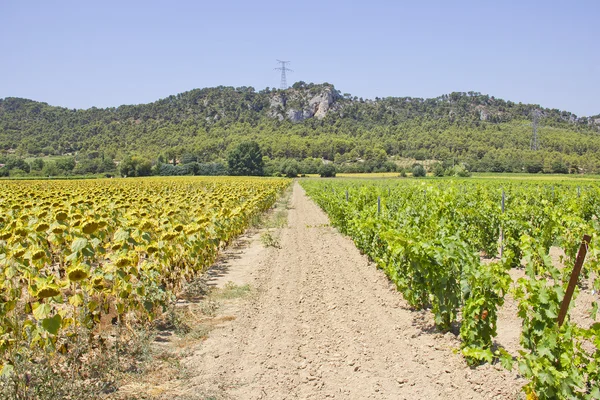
[1,82,600,175]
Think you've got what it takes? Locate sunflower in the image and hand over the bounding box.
[67,264,89,282]
[116,257,130,268]
[37,284,61,299]
[146,245,159,254]
[81,221,99,234]
[55,211,68,221]
[35,223,50,233]
[161,232,177,241]
[12,249,26,258]
[31,249,46,261]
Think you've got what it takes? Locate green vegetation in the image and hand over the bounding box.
[301,178,600,398]
[227,141,264,176]
[319,163,336,177]
[411,164,426,177]
[1,83,599,177]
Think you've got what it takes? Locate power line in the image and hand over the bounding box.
[274,60,293,90]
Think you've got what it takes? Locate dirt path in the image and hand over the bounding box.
[174,182,524,399]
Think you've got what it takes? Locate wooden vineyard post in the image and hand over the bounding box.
[345,189,349,202]
[377,196,381,215]
[577,186,581,198]
[558,234,591,327]
[500,190,505,258]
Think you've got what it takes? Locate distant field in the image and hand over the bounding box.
[335,172,401,179]
[471,172,600,182]
[304,172,600,181]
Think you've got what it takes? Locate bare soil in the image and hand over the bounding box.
[119,182,534,400]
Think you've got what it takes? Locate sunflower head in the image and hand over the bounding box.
[116,257,131,268]
[31,249,46,261]
[55,211,68,221]
[67,264,89,282]
[35,223,50,233]
[81,221,99,235]
[37,284,61,299]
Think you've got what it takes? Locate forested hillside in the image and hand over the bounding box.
[1,82,599,175]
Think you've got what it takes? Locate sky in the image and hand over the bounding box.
[1,0,598,116]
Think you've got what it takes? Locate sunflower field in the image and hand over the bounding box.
[0,176,288,385]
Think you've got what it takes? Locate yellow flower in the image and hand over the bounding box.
[81,221,99,234]
[31,249,46,261]
[14,228,27,237]
[67,264,89,282]
[37,284,61,299]
[140,220,153,230]
[12,249,26,258]
[35,223,50,233]
[161,232,177,241]
[116,257,130,268]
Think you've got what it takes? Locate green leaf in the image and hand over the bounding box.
[69,293,83,307]
[41,314,62,335]
[497,349,514,370]
[0,363,14,377]
[33,303,51,319]
[71,237,88,253]
[591,301,598,320]
[114,229,130,242]
[88,300,98,312]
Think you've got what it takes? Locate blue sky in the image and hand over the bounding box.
[1,0,598,116]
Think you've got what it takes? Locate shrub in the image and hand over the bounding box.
[412,164,426,177]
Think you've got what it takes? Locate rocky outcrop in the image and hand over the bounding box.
[268,86,341,123]
[268,94,286,121]
[475,105,489,121]
[309,88,338,119]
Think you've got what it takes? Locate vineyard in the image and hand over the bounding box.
[301,178,600,399]
[0,176,288,397]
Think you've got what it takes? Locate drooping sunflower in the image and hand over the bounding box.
[37,284,61,299]
[67,264,89,282]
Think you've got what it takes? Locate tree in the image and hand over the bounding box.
[41,162,59,177]
[319,163,336,177]
[227,141,264,176]
[432,162,445,177]
[55,157,76,173]
[280,159,300,178]
[30,158,45,171]
[119,155,152,177]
